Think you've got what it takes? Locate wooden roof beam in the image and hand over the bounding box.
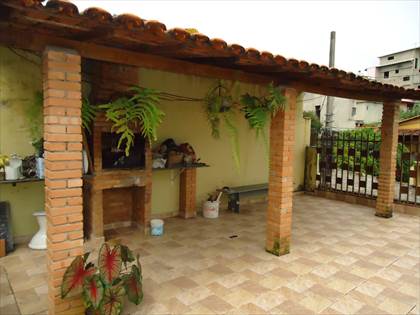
[0,26,414,102]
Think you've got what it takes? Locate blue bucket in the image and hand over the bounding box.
[151,219,164,236]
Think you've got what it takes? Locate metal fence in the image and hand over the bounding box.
[315,130,419,206]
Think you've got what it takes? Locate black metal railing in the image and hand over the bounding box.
[315,129,419,206]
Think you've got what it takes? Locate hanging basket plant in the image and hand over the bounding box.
[204,81,240,169]
[100,86,165,156]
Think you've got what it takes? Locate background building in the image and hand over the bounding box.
[376,47,420,89]
[304,47,419,129]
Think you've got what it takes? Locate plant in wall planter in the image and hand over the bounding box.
[100,86,165,156]
[61,243,143,315]
[240,83,287,151]
[204,81,240,169]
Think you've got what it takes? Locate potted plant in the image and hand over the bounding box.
[100,86,165,156]
[61,243,143,315]
[0,154,9,181]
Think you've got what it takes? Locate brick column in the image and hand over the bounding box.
[179,168,197,219]
[375,101,400,218]
[43,47,84,314]
[266,88,297,256]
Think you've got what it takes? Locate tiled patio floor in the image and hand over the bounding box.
[0,195,419,314]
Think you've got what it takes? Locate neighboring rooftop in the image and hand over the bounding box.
[378,46,420,58]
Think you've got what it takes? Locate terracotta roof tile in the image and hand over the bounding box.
[114,14,144,29]
[2,0,419,100]
[83,7,113,22]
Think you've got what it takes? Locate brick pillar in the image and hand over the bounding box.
[375,101,400,218]
[179,168,197,218]
[43,47,84,314]
[266,88,297,256]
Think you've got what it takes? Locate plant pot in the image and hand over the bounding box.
[36,157,44,179]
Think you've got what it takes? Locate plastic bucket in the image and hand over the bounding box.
[150,219,164,236]
[203,201,219,219]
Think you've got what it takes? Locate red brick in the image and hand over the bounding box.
[266,88,296,256]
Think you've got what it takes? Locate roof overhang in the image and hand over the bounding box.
[1,0,419,102]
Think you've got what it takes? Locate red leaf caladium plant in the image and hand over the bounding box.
[61,243,143,315]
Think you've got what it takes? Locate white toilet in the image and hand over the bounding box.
[29,211,47,250]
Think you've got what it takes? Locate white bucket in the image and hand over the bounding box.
[150,219,164,236]
[203,201,219,219]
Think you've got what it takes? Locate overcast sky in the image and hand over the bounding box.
[72,1,420,73]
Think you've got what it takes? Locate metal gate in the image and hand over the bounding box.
[316,129,419,206]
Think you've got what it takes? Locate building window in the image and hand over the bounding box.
[403,76,410,81]
[384,71,389,78]
[387,56,394,60]
[315,105,321,119]
[415,58,418,69]
[395,69,399,74]
[351,107,357,117]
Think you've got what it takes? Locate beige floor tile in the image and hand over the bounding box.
[0,195,419,315]
[273,300,314,315]
[223,288,255,308]
[330,295,365,314]
[378,298,414,315]
[199,295,234,314]
[299,292,334,313]
[254,291,285,311]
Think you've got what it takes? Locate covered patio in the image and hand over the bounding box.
[0,0,420,314]
[1,195,419,314]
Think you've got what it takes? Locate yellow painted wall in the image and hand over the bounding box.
[0,46,310,239]
[138,68,310,215]
[0,46,44,240]
[399,116,420,130]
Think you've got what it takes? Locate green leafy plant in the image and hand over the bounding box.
[204,81,240,169]
[100,86,165,156]
[25,91,43,155]
[82,98,97,134]
[61,243,143,315]
[0,154,9,173]
[303,110,322,131]
[240,83,287,149]
[400,102,420,120]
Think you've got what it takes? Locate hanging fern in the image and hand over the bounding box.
[241,83,287,137]
[25,91,43,143]
[204,81,240,170]
[240,83,287,154]
[99,87,164,156]
[81,98,97,134]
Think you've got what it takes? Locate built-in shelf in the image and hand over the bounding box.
[152,163,209,171]
[0,177,44,186]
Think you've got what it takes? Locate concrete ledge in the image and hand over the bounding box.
[306,190,419,217]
